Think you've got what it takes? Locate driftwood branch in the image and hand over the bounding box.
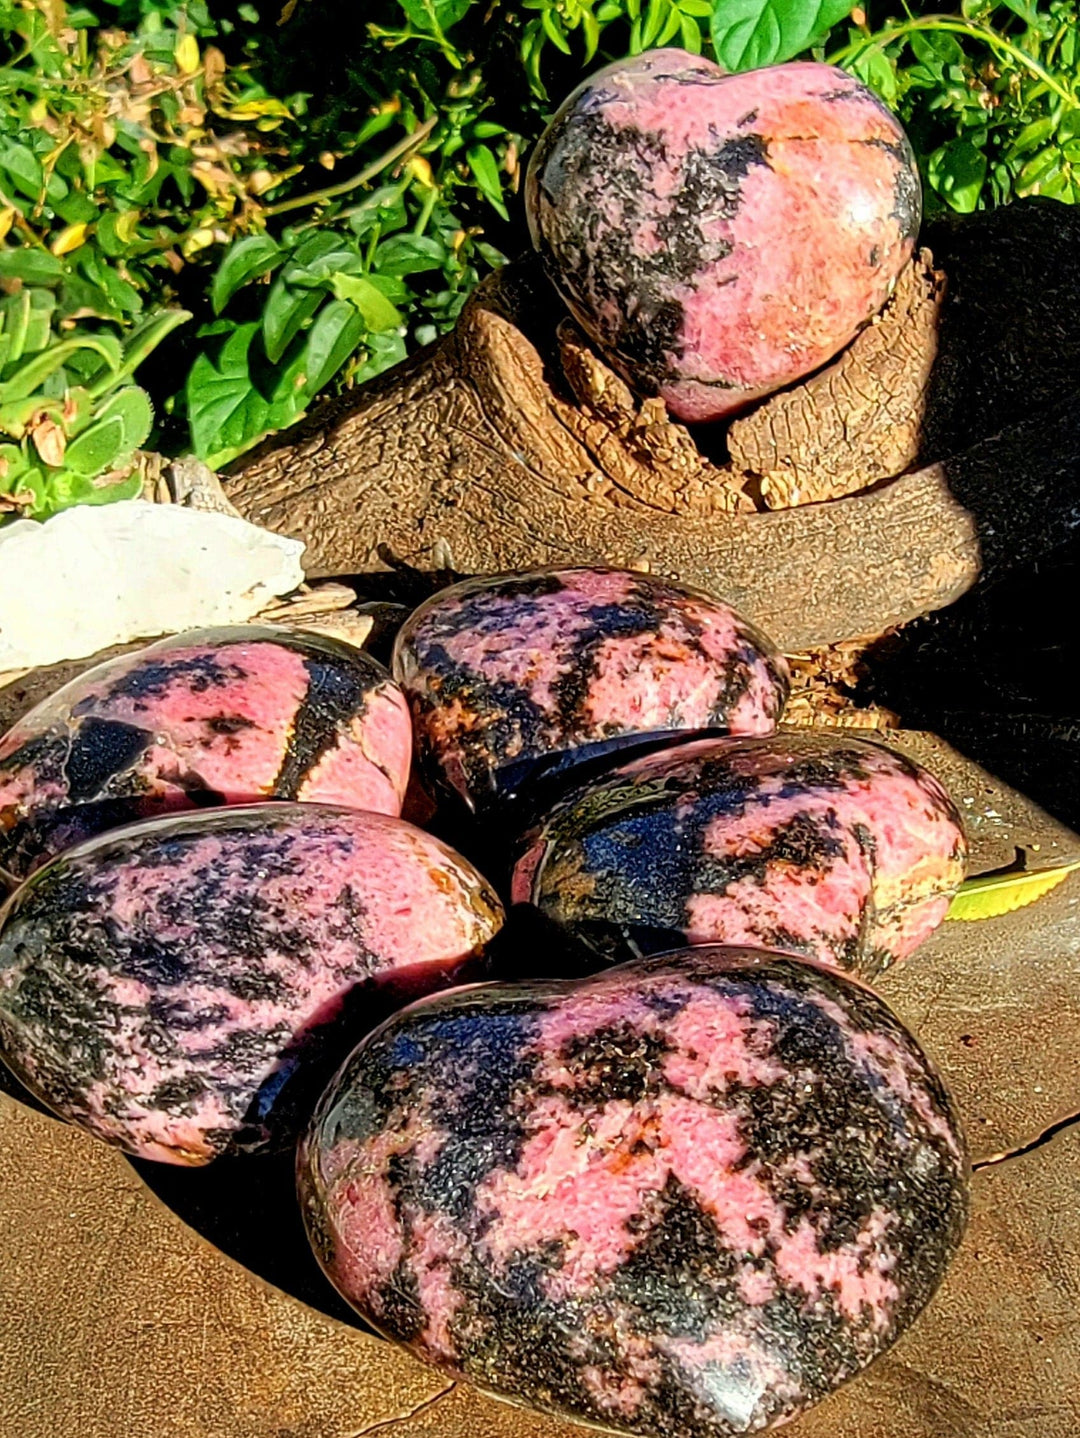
[224,199,1080,652]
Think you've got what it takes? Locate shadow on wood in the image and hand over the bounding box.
[223,199,1080,654]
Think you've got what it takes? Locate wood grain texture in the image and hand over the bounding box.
[222,274,982,652]
[222,200,1080,652]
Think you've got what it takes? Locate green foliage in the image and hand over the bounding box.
[186,182,500,466]
[0,0,303,308]
[519,0,714,90]
[0,285,188,519]
[711,0,852,70]
[831,2,1080,212]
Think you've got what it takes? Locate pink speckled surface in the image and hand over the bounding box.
[394,567,788,812]
[527,51,920,421]
[300,949,967,1437]
[0,625,413,879]
[513,732,966,977]
[0,804,502,1164]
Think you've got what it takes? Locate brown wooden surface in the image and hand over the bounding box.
[220,200,1080,653]
[2,723,1079,1438]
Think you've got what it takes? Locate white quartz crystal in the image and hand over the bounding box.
[0,501,305,670]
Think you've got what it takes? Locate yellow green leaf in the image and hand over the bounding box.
[224,97,293,123]
[175,34,200,75]
[50,222,89,257]
[946,858,1080,921]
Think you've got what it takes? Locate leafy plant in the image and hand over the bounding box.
[187,179,502,467]
[830,1,1080,211]
[0,280,188,519]
[0,0,303,312]
[519,0,713,92]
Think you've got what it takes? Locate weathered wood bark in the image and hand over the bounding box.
[225,199,1080,652]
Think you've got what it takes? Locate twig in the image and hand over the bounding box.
[261,115,438,218]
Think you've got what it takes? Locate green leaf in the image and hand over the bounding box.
[678,11,701,50]
[641,0,669,47]
[301,298,367,395]
[63,414,126,476]
[710,0,852,70]
[928,138,987,213]
[186,323,272,463]
[347,185,409,238]
[946,858,1080,921]
[8,465,46,517]
[1017,145,1061,192]
[329,272,403,330]
[373,234,446,276]
[397,0,471,32]
[658,2,686,46]
[0,140,43,200]
[263,279,324,365]
[909,29,963,70]
[0,290,32,368]
[541,6,573,53]
[351,330,408,386]
[583,8,602,60]
[52,188,99,226]
[292,232,356,268]
[94,386,153,452]
[43,469,98,509]
[847,47,899,105]
[467,143,508,219]
[285,242,365,287]
[23,290,57,357]
[1059,108,1080,144]
[212,234,282,315]
[0,250,64,287]
[1005,116,1057,160]
[45,466,142,516]
[0,334,122,405]
[365,271,409,304]
[0,442,28,488]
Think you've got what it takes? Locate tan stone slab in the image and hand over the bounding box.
[878,731,1080,1162]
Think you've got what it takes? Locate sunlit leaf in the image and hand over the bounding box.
[301,298,367,395]
[263,279,323,365]
[710,0,852,71]
[946,858,1080,921]
[329,273,403,330]
[398,0,471,31]
[928,137,987,213]
[467,143,508,219]
[212,234,282,315]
